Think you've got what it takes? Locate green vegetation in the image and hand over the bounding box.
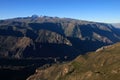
[28,42,120,80]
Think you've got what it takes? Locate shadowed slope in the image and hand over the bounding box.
[27,42,120,80]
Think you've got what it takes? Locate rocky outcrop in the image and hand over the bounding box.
[10,37,32,58]
[36,30,72,46]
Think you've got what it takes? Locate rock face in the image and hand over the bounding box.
[0,16,120,60]
[27,42,120,80]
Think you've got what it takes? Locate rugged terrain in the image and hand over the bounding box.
[27,42,120,80]
[0,16,120,80]
[0,16,120,60]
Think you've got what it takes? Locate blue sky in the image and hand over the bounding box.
[0,0,120,23]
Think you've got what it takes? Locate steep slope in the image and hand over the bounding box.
[27,42,120,80]
[0,36,32,58]
[1,16,120,80]
[0,16,120,60]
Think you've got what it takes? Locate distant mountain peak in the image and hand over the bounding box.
[31,14,39,18]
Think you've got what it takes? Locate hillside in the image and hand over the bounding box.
[27,42,120,80]
[0,16,120,60]
[0,16,120,80]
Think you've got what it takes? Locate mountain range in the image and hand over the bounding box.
[0,16,120,80]
[0,16,120,60]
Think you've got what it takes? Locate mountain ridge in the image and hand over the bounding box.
[0,16,120,60]
[27,42,120,80]
[0,16,120,80]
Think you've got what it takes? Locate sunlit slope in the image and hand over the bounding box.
[27,42,120,80]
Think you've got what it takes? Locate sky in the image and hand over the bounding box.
[0,0,120,23]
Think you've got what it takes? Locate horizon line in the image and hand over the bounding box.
[0,15,119,24]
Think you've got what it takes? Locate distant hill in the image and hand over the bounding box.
[112,23,120,28]
[27,42,120,80]
[0,16,120,61]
